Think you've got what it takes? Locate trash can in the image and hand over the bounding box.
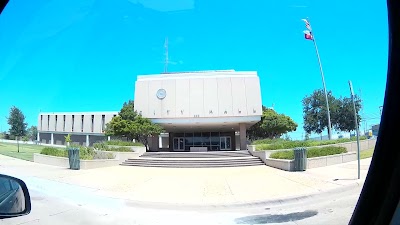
[293,147,307,171]
[67,147,80,170]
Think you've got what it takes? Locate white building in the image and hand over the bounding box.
[37,70,263,150]
[134,70,262,151]
[37,112,118,146]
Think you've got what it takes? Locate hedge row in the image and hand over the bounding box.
[269,146,347,160]
[93,142,132,152]
[40,145,98,160]
[105,140,143,146]
[255,136,367,150]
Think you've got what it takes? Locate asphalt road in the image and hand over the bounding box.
[1,176,362,225]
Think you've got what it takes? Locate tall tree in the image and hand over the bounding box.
[302,89,338,135]
[105,101,164,150]
[27,125,38,141]
[302,89,363,135]
[333,95,362,132]
[119,100,136,121]
[248,108,298,140]
[7,106,27,152]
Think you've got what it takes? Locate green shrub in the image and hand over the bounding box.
[252,138,287,145]
[41,147,67,157]
[93,142,110,151]
[93,142,132,152]
[256,136,367,150]
[106,140,143,146]
[269,151,294,160]
[269,146,347,159]
[77,146,95,160]
[105,146,132,152]
[307,146,347,158]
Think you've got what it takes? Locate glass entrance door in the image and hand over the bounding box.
[220,136,231,150]
[173,137,184,151]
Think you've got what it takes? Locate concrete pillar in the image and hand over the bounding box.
[37,132,40,142]
[107,136,111,141]
[50,133,54,145]
[159,135,162,148]
[239,123,247,150]
[86,135,90,147]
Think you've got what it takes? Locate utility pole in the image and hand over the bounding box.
[349,81,361,179]
[302,18,332,140]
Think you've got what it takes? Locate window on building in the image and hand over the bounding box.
[91,115,94,132]
[63,115,66,131]
[101,115,105,133]
[55,115,58,131]
[40,115,43,130]
[72,115,75,132]
[81,115,84,132]
[47,115,50,130]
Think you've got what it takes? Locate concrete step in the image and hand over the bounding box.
[121,157,264,168]
[140,151,251,158]
[131,156,260,161]
[120,162,264,168]
[122,160,263,165]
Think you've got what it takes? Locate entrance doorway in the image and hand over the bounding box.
[220,136,231,150]
[173,137,184,151]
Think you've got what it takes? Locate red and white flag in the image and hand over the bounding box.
[303,30,313,40]
[302,18,312,31]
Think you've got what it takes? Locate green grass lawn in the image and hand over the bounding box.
[360,148,375,159]
[0,143,46,161]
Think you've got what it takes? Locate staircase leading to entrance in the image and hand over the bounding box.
[121,151,265,168]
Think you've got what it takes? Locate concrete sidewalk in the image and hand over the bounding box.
[0,154,371,206]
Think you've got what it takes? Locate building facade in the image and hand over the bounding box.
[37,112,118,146]
[134,70,263,151]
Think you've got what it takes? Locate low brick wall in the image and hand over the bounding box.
[96,150,142,163]
[249,146,358,171]
[34,153,69,167]
[33,153,119,169]
[107,145,146,154]
[307,152,356,169]
[265,158,294,171]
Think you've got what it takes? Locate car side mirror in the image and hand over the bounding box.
[0,174,31,219]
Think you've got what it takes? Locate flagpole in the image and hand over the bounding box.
[305,18,333,140]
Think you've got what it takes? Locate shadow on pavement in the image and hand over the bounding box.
[234,210,318,224]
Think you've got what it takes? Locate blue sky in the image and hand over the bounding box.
[0,0,388,139]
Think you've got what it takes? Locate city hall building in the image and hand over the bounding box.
[37,70,262,151]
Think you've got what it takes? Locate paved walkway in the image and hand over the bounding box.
[0,155,371,206]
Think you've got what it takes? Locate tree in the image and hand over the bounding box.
[333,95,362,132]
[302,89,363,135]
[7,106,27,152]
[130,115,164,150]
[64,134,72,146]
[105,100,164,150]
[248,108,298,140]
[302,89,338,135]
[27,125,38,141]
[105,116,134,140]
[119,100,136,121]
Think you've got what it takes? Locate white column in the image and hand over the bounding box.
[159,135,162,148]
[239,123,247,150]
[37,132,40,142]
[50,133,54,145]
[86,135,90,147]
[107,136,111,141]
